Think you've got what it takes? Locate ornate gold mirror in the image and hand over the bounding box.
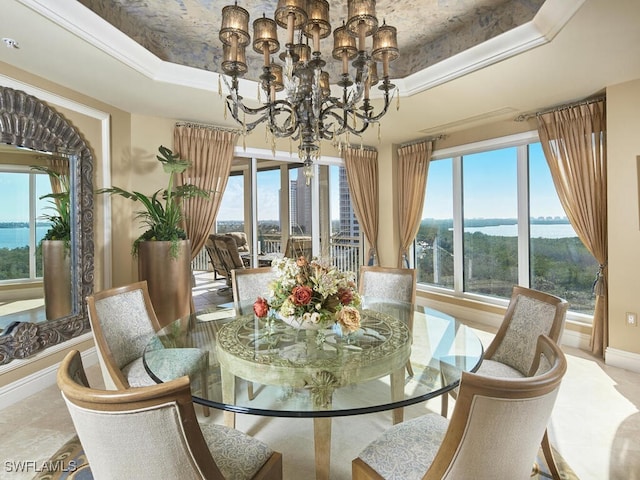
[0,86,94,365]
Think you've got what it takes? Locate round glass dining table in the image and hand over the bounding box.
[143,297,483,480]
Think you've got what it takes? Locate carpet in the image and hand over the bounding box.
[33,433,579,480]
[31,436,91,480]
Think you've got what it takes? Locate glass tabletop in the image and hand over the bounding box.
[143,297,483,418]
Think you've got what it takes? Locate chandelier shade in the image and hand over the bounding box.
[219,0,399,184]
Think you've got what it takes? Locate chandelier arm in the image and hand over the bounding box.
[320,110,371,137]
[225,96,297,134]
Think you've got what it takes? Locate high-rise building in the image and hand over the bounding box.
[290,175,312,235]
[338,167,360,242]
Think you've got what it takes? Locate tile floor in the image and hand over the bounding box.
[1,271,639,479]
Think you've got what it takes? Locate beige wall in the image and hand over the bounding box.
[108,115,176,287]
[606,79,640,355]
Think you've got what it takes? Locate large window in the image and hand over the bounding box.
[216,172,245,234]
[213,156,361,272]
[415,159,454,289]
[463,148,519,298]
[0,168,51,282]
[416,134,598,316]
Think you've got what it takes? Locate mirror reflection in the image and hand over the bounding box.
[0,146,75,330]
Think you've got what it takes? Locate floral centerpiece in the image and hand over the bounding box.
[253,256,362,332]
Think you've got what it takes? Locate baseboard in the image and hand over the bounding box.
[0,344,97,410]
[605,347,640,373]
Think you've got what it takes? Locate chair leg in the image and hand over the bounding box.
[440,391,449,417]
[201,370,210,417]
[541,429,561,480]
[405,360,414,377]
[248,381,255,401]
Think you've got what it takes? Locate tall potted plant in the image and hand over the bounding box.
[97,145,210,326]
[32,165,72,320]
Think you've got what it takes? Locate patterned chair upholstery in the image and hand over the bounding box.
[86,281,210,415]
[441,285,569,478]
[231,266,277,401]
[231,267,277,315]
[58,350,283,480]
[358,266,417,305]
[359,266,417,377]
[352,335,567,480]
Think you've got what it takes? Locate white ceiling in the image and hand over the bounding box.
[1,0,639,149]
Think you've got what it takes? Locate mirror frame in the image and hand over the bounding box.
[0,85,94,365]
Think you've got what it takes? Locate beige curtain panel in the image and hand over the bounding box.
[344,146,380,265]
[537,99,607,357]
[396,141,433,268]
[173,124,238,260]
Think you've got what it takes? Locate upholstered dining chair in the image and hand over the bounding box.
[352,334,567,480]
[58,350,283,480]
[359,266,417,375]
[231,266,277,400]
[86,281,210,415]
[441,285,569,478]
[232,267,277,314]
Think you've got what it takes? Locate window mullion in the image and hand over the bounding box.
[516,145,530,287]
[452,156,464,293]
[29,172,37,279]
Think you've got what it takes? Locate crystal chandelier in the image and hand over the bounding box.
[219,0,399,184]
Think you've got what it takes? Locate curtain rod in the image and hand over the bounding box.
[175,121,241,134]
[514,95,606,122]
[344,143,378,152]
[399,134,447,148]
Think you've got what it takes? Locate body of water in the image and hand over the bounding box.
[465,223,577,238]
[0,226,48,249]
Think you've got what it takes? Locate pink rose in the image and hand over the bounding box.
[253,297,269,318]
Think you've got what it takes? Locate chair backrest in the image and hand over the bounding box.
[214,235,245,271]
[485,285,569,376]
[57,350,225,480]
[225,231,250,253]
[284,236,312,260]
[85,281,160,389]
[205,235,228,279]
[358,266,417,304]
[232,267,277,314]
[425,335,567,480]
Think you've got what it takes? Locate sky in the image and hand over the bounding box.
[0,171,51,222]
[214,142,568,225]
[423,142,568,220]
[2,143,566,224]
[216,165,342,222]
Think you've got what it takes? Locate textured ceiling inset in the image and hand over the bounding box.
[76,0,544,83]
